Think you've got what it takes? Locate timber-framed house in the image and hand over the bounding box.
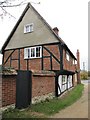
[1,3,81,107]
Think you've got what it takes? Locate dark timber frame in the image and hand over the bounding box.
[55,70,75,97]
[3,42,63,71]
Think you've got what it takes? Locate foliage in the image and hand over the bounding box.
[80,71,88,80]
[88,71,90,77]
[3,84,84,118]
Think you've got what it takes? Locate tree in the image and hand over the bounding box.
[0,0,40,19]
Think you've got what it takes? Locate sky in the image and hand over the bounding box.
[0,0,88,70]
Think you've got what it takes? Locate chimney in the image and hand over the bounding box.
[53,27,59,35]
[76,49,81,84]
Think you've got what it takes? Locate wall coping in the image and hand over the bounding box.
[0,68,17,76]
[32,70,55,77]
[1,69,55,76]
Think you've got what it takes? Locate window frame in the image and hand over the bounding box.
[66,51,70,61]
[62,75,67,84]
[24,23,34,33]
[24,46,42,59]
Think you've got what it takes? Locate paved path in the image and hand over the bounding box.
[51,81,88,118]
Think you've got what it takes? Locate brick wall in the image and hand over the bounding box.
[2,71,55,107]
[63,49,76,72]
[32,72,55,98]
[2,75,16,107]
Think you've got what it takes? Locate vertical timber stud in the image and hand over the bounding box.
[18,49,20,70]
[41,45,44,70]
[2,52,4,66]
[58,43,63,70]
[55,75,58,97]
[50,55,52,70]
[72,75,74,87]
[27,60,29,70]
[10,55,12,68]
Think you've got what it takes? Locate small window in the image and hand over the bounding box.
[24,23,34,33]
[24,46,42,59]
[66,52,69,61]
[62,75,67,84]
[73,59,75,64]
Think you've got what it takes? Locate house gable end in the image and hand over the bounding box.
[3,3,60,51]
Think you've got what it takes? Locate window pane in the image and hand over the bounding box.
[26,26,30,32]
[62,75,67,84]
[66,52,69,61]
[24,48,29,59]
[30,25,33,32]
[24,23,34,33]
[36,47,40,57]
[31,48,35,57]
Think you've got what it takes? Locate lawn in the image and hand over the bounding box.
[2,84,84,118]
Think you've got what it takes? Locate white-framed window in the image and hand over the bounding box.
[73,59,75,64]
[62,75,67,84]
[66,51,69,61]
[24,23,34,33]
[24,46,42,59]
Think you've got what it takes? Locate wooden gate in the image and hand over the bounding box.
[16,70,32,109]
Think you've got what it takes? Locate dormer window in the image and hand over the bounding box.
[24,23,34,33]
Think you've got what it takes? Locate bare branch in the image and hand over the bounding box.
[1,6,16,18]
[0,0,40,19]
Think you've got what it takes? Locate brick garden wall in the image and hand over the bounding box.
[1,71,55,107]
[32,75,55,97]
[2,75,16,107]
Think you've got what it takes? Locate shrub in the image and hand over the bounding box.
[80,71,88,80]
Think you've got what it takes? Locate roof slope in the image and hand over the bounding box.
[1,3,76,60]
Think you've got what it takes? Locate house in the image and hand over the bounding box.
[1,3,80,108]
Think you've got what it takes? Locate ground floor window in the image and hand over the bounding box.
[57,75,73,96]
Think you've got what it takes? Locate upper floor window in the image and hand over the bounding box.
[24,23,34,33]
[66,52,69,61]
[24,46,42,59]
[73,59,75,64]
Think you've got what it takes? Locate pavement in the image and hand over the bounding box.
[50,80,89,118]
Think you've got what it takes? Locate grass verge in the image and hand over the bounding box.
[2,84,84,118]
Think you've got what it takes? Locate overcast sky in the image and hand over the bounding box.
[0,0,88,70]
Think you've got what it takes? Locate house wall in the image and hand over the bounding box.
[3,44,61,71]
[2,72,55,107]
[3,45,76,72]
[63,49,76,72]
